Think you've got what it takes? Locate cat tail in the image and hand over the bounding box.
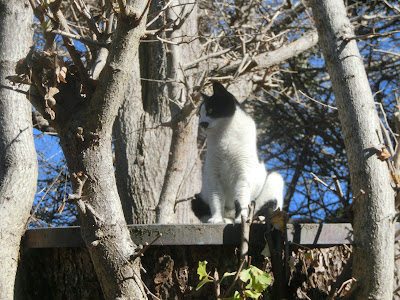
[254,171,284,216]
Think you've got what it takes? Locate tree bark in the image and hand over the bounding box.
[0,1,37,299]
[155,0,202,223]
[114,0,202,224]
[26,1,151,298]
[311,1,395,299]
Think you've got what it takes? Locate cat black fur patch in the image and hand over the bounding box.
[202,82,239,119]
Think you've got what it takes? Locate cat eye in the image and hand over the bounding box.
[207,108,213,114]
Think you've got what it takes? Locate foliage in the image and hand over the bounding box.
[196,260,272,299]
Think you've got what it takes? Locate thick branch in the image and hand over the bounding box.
[217,31,318,76]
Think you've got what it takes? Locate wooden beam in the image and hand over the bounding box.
[23,223,400,249]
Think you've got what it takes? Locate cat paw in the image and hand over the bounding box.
[234,215,246,223]
[207,217,224,223]
[224,218,234,224]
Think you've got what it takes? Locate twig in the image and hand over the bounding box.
[146,0,174,28]
[283,213,290,285]
[111,242,162,300]
[299,90,337,110]
[47,29,109,48]
[376,102,397,153]
[156,35,179,45]
[136,0,153,25]
[344,30,400,41]
[373,48,400,58]
[310,172,338,195]
[72,0,102,39]
[299,289,312,300]
[28,164,67,227]
[50,5,92,96]
[240,201,255,268]
[332,175,347,206]
[350,189,366,212]
[213,268,221,299]
[68,172,88,200]
[131,232,163,260]
[222,259,246,298]
[184,47,236,69]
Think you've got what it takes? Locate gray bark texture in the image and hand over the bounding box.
[114,0,202,224]
[154,0,201,224]
[311,1,395,299]
[0,1,37,299]
[27,1,151,298]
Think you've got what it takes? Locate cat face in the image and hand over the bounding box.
[199,82,237,130]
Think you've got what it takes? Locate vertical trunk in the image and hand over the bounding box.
[60,134,147,299]
[114,0,202,224]
[155,0,202,223]
[114,45,172,224]
[62,13,149,299]
[311,1,394,299]
[25,3,152,298]
[0,1,37,299]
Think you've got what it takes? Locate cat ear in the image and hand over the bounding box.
[212,82,228,95]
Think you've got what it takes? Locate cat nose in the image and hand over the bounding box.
[199,122,209,128]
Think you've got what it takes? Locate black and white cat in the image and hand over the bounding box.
[194,82,284,223]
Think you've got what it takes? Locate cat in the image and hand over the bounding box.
[193,82,284,223]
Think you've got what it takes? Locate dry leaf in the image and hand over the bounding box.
[261,241,271,257]
[377,146,391,161]
[44,86,59,106]
[270,209,287,232]
[56,58,67,83]
[304,250,314,261]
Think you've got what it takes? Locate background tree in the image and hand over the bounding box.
[0,0,38,299]
[114,0,202,224]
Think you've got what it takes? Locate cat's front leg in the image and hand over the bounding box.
[234,181,251,223]
[207,191,225,223]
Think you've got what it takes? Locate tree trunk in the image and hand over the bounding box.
[155,0,202,223]
[26,1,151,298]
[311,1,395,299]
[0,1,37,299]
[114,0,202,224]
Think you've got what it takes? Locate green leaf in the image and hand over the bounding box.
[195,277,213,291]
[197,261,211,280]
[239,268,252,283]
[240,265,272,295]
[196,261,213,291]
[244,289,262,299]
[220,271,236,283]
[248,265,264,277]
[223,290,243,300]
[251,270,271,292]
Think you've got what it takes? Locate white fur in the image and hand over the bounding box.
[199,104,284,223]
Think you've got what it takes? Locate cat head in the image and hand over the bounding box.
[199,82,238,130]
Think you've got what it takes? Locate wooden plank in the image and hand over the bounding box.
[23,223,400,249]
